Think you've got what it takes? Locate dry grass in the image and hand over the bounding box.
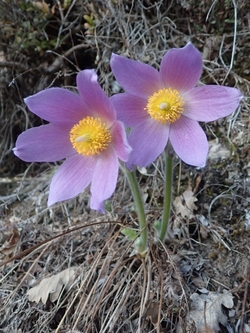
[1,0,250,332]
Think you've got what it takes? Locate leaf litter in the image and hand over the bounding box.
[177,290,234,333]
[27,266,78,304]
[173,185,198,219]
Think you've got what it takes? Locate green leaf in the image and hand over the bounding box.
[121,228,138,241]
[104,200,111,212]
[153,220,161,234]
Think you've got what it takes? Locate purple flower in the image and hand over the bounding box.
[13,70,131,212]
[110,43,243,168]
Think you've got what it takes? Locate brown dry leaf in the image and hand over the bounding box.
[0,221,20,257]
[27,266,78,304]
[178,290,233,333]
[0,51,5,62]
[173,186,197,219]
[145,300,159,325]
[33,1,50,14]
[198,326,215,333]
[145,300,165,333]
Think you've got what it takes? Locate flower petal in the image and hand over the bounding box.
[183,85,243,121]
[127,118,169,169]
[48,154,95,206]
[24,88,89,124]
[110,53,163,99]
[13,124,75,162]
[169,116,208,167]
[90,147,118,212]
[76,70,116,125]
[111,121,132,162]
[160,43,202,91]
[111,93,148,127]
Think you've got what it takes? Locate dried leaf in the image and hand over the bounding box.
[198,326,215,333]
[145,300,159,325]
[33,1,50,14]
[0,222,20,257]
[27,266,78,304]
[145,301,165,332]
[173,186,197,219]
[0,51,5,62]
[208,139,231,161]
[179,291,233,333]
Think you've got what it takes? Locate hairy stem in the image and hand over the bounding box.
[159,150,173,241]
[123,167,147,255]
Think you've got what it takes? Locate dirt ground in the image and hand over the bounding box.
[0,1,250,332]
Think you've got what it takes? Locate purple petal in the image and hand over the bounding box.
[111,121,132,162]
[24,88,89,124]
[183,85,243,121]
[160,43,202,91]
[13,124,75,162]
[48,154,95,206]
[110,53,163,99]
[169,116,208,167]
[76,70,116,125]
[127,118,169,169]
[111,93,148,127]
[90,147,118,212]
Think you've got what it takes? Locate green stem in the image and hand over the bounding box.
[123,167,147,255]
[159,151,173,241]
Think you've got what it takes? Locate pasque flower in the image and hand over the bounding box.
[110,43,243,168]
[13,70,131,212]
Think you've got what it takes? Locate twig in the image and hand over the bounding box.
[223,0,238,83]
[0,220,123,268]
[0,61,28,71]
[239,262,250,333]
[44,43,90,73]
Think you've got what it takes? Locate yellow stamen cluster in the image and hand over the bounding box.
[145,88,184,124]
[70,116,111,156]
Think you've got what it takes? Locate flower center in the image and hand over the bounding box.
[145,88,184,124]
[70,116,112,156]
